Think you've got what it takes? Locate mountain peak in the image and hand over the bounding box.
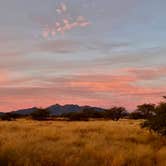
[10,104,105,116]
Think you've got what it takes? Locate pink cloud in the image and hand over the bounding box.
[42,17,90,38]
[0,66,165,112]
[125,67,166,80]
[41,2,90,38]
[69,74,166,96]
[56,2,67,14]
[0,70,10,84]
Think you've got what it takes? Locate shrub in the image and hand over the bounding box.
[31,108,50,121]
[141,102,166,136]
[0,113,18,121]
[104,107,128,121]
[67,112,89,121]
[62,108,105,121]
[129,111,145,119]
[0,113,13,121]
[81,108,105,118]
[136,104,155,119]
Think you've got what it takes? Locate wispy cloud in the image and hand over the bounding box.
[0,0,166,111]
[0,66,165,111]
[126,67,166,80]
[37,39,82,53]
[41,2,90,38]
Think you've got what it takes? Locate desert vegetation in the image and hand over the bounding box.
[141,102,166,136]
[0,119,165,166]
[0,98,165,166]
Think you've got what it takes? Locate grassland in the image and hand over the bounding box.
[0,119,165,166]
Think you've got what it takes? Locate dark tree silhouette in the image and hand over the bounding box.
[136,104,155,119]
[31,108,50,121]
[0,113,16,121]
[66,111,89,121]
[105,107,127,121]
[129,111,144,119]
[141,101,166,136]
[62,107,105,121]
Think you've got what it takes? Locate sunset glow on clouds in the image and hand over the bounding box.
[41,2,90,38]
[0,0,166,112]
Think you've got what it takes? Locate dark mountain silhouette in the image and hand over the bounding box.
[47,104,81,115]
[47,104,105,115]
[0,112,4,116]
[13,107,38,115]
[10,104,105,116]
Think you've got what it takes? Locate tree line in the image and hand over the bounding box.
[0,97,166,136]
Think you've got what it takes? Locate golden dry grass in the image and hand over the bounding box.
[0,119,165,166]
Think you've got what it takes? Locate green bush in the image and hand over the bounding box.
[141,102,166,136]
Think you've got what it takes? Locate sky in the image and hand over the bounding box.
[0,0,166,112]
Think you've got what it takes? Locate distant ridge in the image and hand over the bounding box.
[10,104,105,116]
[13,107,38,116]
[0,112,4,116]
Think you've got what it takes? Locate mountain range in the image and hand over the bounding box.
[0,104,105,116]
